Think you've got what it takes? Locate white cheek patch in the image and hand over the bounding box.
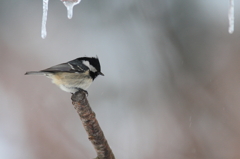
[82,60,97,72]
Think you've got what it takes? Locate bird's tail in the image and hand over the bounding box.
[25,71,46,75]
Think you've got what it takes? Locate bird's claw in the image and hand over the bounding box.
[82,90,88,96]
[71,89,88,102]
[76,88,88,96]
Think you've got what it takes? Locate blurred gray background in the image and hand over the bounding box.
[0,0,240,159]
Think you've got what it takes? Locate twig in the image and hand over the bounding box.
[71,91,115,159]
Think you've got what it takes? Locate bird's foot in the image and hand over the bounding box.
[77,88,88,96]
[71,88,88,102]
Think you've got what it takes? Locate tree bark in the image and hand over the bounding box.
[71,91,115,159]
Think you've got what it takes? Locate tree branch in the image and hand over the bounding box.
[71,91,115,159]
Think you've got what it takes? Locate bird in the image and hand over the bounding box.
[25,57,104,94]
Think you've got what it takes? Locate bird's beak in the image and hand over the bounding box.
[99,72,104,76]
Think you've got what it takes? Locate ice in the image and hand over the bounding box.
[62,0,81,19]
[228,0,234,34]
[40,0,81,39]
[41,0,49,39]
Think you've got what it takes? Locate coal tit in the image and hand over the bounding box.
[25,57,104,93]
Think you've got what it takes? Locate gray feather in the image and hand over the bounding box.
[25,71,51,76]
[41,62,88,73]
[41,63,72,72]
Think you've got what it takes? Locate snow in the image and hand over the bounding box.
[41,0,49,39]
[228,0,234,34]
[62,0,81,19]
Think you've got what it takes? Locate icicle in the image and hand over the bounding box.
[62,0,81,19]
[41,0,49,39]
[228,0,234,34]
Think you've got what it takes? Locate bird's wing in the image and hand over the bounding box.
[40,62,89,73]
